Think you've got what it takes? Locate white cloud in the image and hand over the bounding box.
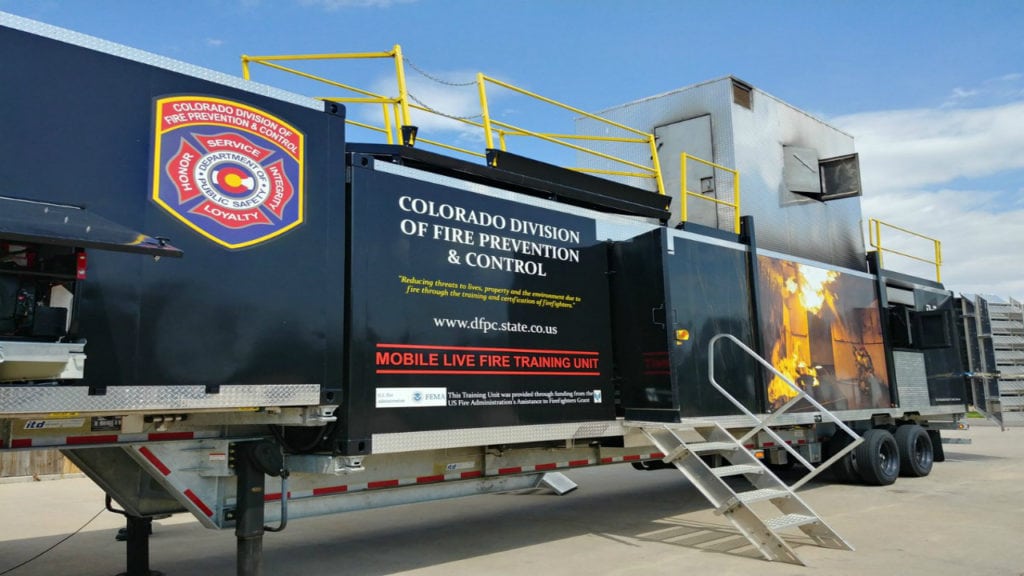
[861,189,1024,297]
[346,71,492,150]
[205,38,225,47]
[833,101,1024,191]
[832,93,1024,299]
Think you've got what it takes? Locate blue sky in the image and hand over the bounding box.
[3,0,1023,297]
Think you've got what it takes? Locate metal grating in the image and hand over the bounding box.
[894,351,930,409]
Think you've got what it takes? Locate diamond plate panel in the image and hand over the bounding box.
[0,384,320,415]
[894,351,931,409]
[0,13,321,111]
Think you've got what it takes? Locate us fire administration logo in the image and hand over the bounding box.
[152,96,304,249]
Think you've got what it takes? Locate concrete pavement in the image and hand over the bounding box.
[0,425,1021,575]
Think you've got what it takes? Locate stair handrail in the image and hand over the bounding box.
[708,333,863,490]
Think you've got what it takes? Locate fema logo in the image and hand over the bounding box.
[151,96,304,249]
[412,392,423,403]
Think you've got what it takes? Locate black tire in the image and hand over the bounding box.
[824,434,859,483]
[854,428,900,486]
[895,425,934,477]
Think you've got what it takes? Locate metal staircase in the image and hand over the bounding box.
[630,420,851,565]
[625,334,861,565]
[961,294,1024,429]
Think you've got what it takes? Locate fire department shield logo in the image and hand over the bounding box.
[151,96,304,249]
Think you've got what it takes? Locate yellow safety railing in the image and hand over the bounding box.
[241,46,485,159]
[240,46,757,214]
[868,218,943,282]
[680,153,741,233]
[477,74,665,196]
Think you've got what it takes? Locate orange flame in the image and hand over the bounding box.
[767,262,838,406]
[796,265,839,314]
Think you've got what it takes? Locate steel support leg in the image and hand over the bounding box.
[235,442,268,576]
[117,516,162,576]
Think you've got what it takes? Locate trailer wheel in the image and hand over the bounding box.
[824,434,858,482]
[894,425,933,477]
[854,428,900,486]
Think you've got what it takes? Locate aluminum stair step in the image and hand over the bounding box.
[766,513,819,531]
[736,488,791,504]
[711,464,764,477]
[686,441,739,454]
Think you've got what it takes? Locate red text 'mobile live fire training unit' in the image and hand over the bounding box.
[0,13,984,574]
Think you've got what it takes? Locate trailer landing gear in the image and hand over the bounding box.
[232,440,289,576]
[105,496,163,576]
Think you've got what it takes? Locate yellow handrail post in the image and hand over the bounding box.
[873,219,885,268]
[680,153,689,224]
[875,219,881,254]
[392,102,402,144]
[498,130,508,152]
[733,172,741,234]
[382,102,394,145]
[241,48,487,160]
[648,134,665,196]
[869,218,943,282]
[392,44,412,132]
[477,73,496,159]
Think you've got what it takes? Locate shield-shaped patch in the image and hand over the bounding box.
[151,96,304,249]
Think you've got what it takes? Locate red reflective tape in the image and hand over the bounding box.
[650,452,666,459]
[67,435,119,445]
[460,471,482,479]
[763,442,776,447]
[138,446,172,476]
[743,444,755,449]
[498,466,523,475]
[797,439,807,445]
[568,459,590,467]
[148,432,195,441]
[11,439,31,448]
[416,474,445,484]
[368,479,399,489]
[0,439,4,448]
[534,463,557,471]
[264,492,290,502]
[622,455,641,462]
[313,485,348,496]
[184,489,214,517]
[600,457,614,464]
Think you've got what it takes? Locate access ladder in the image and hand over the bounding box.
[624,333,862,564]
[628,420,851,565]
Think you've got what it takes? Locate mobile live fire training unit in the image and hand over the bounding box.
[0,13,982,575]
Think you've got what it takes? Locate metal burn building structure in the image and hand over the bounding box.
[0,12,996,575]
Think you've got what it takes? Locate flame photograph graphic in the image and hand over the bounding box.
[758,255,890,411]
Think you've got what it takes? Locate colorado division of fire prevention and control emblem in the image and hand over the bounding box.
[151,96,304,249]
